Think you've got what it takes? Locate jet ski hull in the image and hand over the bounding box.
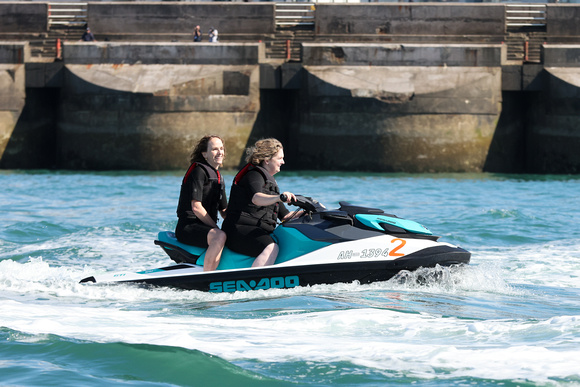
[80,244,469,292]
[80,197,471,293]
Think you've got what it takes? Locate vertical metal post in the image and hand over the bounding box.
[286,40,291,60]
[56,38,61,60]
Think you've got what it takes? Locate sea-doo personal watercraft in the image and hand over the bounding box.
[80,196,470,293]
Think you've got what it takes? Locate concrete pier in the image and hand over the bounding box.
[1,2,580,174]
[58,42,262,169]
[530,45,580,173]
[0,42,27,167]
[295,43,503,172]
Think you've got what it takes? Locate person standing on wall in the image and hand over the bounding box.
[80,27,96,41]
[209,27,218,43]
[193,25,202,42]
[175,135,227,271]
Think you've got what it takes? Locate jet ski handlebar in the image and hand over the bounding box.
[289,195,326,213]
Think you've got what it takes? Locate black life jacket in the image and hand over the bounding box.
[177,162,223,222]
[228,163,280,232]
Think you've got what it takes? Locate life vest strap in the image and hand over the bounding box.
[183,162,221,185]
[234,163,253,185]
[182,162,198,185]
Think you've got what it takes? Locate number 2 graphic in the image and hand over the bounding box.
[389,238,406,257]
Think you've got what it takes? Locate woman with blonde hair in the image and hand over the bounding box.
[222,138,298,267]
[175,135,227,271]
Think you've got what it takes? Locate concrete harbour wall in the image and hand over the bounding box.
[315,4,506,37]
[0,2,47,34]
[86,2,275,42]
[0,42,27,167]
[529,45,580,173]
[296,43,503,172]
[547,5,580,37]
[2,2,580,173]
[59,42,263,170]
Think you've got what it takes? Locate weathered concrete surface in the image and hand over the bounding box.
[64,42,264,65]
[0,42,30,64]
[25,61,64,89]
[1,0,580,173]
[547,5,580,37]
[543,45,580,68]
[315,3,505,37]
[296,65,501,172]
[302,43,506,67]
[0,41,507,173]
[59,49,261,169]
[294,43,503,172]
[87,2,275,40]
[0,43,28,167]
[57,42,263,170]
[0,87,60,170]
[0,64,26,164]
[526,45,580,173]
[0,2,47,34]
[526,69,580,174]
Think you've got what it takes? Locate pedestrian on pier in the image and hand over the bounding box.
[193,25,202,42]
[209,27,218,43]
[80,27,96,42]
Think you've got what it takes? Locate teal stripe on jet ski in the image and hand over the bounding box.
[198,249,255,270]
[274,227,331,263]
[138,268,165,274]
[157,231,258,270]
[196,227,330,269]
[156,226,329,269]
[355,214,432,235]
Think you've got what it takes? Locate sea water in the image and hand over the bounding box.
[1,170,579,386]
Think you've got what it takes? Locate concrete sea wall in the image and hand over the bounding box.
[0,42,27,166]
[2,2,580,173]
[530,45,580,173]
[50,41,506,172]
[0,2,47,34]
[59,42,263,170]
[296,43,503,172]
[86,2,275,42]
[315,3,506,38]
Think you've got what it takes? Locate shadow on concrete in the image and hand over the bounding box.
[483,91,533,174]
[0,88,59,169]
[237,88,301,170]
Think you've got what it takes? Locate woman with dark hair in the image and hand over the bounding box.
[175,135,227,271]
[222,138,299,267]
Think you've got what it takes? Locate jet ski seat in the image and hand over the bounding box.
[154,231,205,264]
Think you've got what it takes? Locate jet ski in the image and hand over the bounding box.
[80,196,470,292]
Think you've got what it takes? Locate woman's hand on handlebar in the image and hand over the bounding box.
[279,192,296,204]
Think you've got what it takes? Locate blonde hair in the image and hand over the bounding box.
[189,135,225,164]
[245,138,283,165]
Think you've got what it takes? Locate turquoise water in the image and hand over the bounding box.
[1,170,579,386]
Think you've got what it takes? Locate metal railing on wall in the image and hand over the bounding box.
[505,4,547,63]
[275,3,316,28]
[48,2,87,27]
[506,4,546,29]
